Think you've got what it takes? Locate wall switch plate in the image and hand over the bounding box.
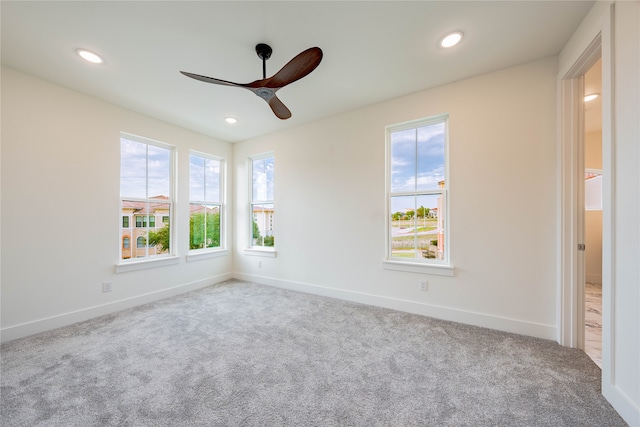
[419,281,428,292]
[102,282,112,293]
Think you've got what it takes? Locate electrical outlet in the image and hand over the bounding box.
[102,282,112,293]
[419,281,428,292]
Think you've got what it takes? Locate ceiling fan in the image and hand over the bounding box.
[181,44,323,120]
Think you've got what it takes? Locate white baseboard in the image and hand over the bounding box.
[0,273,232,343]
[603,382,640,427]
[233,272,557,340]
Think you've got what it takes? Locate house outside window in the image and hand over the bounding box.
[386,115,449,265]
[250,154,274,248]
[120,133,174,261]
[189,152,224,251]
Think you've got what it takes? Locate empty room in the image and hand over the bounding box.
[1,1,638,426]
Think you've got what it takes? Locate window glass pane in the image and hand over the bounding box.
[190,204,221,249]
[122,216,129,228]
[390,195,417,258]
[252,157,274,202]
[264,156,274,201]
[120,138,147,198]
[252,203,274,246]
[189,154,205,202]
[416,194,444,260]
[416,123,445,192]
[252,158,266,201]
[390,194,444,260]
[204,158,221,203]
[147,144,170,197]
[390,129,417,193]
[147,202,170,254]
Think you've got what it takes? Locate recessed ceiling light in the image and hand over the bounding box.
[76,49,104,64]
[584,93,599,102]
[225,117,238,124]
[440,32,463,48]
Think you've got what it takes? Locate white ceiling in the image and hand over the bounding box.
[1,1,594,142]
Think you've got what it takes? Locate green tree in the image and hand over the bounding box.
[392,212,403,221]
[252,219,263,245]
[190,212,220,249]
[148,225,170,253]
[416,206,431,219]
[405,210,415,220]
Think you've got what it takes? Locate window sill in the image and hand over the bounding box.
[116,255,180,273]
[244,248,277,258]
[382,260,454,277]
[187,249,229,262]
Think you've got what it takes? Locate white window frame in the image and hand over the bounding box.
[117,132,178,273]
[187,150,228,261]
[383,115,454,276]
[245,152,276,257]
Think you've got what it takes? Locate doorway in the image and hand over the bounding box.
[582,58,603,367]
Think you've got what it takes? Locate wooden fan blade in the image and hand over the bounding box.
[180,71,246,88]
[268,95,292,120]
[258,47,323,89]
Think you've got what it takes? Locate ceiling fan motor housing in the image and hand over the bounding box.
[255,88,275,100]
[255,43,272,60]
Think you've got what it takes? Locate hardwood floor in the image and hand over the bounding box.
[585,282,602,368]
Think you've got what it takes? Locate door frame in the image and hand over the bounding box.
[557,0,614,386]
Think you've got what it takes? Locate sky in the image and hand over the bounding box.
[189,154,221,203]
[252,156,274,202]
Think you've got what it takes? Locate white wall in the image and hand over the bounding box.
[1,67,233,341]
[233,57,559,339]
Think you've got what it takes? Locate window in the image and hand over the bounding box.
[120,134,173,261]
[250,154,274,248]
[189,152,224,251]
[122,216,129,228]
[123,237,130,249]
[386,115,449,265]
[585,169,602,210]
